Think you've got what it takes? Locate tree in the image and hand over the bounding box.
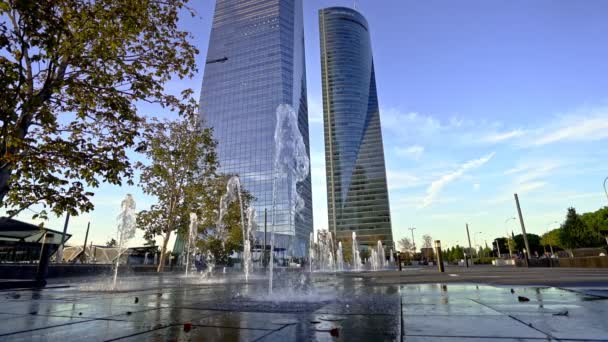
[540,229,562,250]
[338,238,353,264]
[581,206,608,247]
[136,115,217,272]
[422,234,433,249]
[507,237,516,256]
[398,237,413,254]
[560,207,596,254]
[106,238,117,248]
[196,175,254,265]
[513,233,542,256]
[0,0,198,220]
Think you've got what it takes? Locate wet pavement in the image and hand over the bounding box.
[1,270,607,341]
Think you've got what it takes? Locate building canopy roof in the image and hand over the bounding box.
[0,217,71,245]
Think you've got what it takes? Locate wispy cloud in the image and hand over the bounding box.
[394,145,425,160]
[387,170,423,190]
[420,152,496,208]
[308,96,324,124]
[482,129,525,143]
[532,114,608,145]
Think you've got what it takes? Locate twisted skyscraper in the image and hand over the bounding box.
[319,7,393,249]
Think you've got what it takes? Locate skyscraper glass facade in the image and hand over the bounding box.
[319,7,393,249]
[199,0,312,256]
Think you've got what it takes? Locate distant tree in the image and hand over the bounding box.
[452,245,465,261]
[0,0,198,220]
[339,239,353,264]
[422,234,433,249]
[136,115,217,272]
[560,207,596,254]
[580,206,608,247]
[398,237,413,254]
[540,229,562,250]
[106,238,117,248]
[196,175,254,264]
[507,237,516,256]
[513,233,542,256]
[493,238,508,256]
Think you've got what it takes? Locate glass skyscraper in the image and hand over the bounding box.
[319,7,393,249]
[199,0,312,256]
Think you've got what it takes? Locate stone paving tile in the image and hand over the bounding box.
[511,314,608,341]
[257,314,400,342]
[0,314,91,336]
[113,324,271,342]
[109,307,218,324]
[403,315,548,339]
[403,337,552,342]
[402,302,502,316]
[195,311,296,330]
[0,319,156,342]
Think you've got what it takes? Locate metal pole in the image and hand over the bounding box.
[603,176,608,203]
[435,240,445,273]
[264,208,267,268]
[495,239,501,258]
[408,227,416,258]
[82,222,90,263]
[56,213,70,263]
[466,224,473,267]
[514,193,531,267]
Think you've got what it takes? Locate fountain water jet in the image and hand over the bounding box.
[352,232,362,270]
[217,175,252,280]
[337,241,344,271]
[269,104,310,295]
[185,213,198,277]
[112,194,136,290]
[243,207,256,281]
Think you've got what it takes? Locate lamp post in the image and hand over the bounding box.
[603,177,608,203]
[434,240,445,273]
[474,232,483,259]
[408,227,416,258]
[494,238,502,258]
[396,251,402,271]
[514,193,531,267]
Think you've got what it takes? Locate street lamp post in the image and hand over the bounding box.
[408,227,416,258]
[514,193,531,267]
[604,177,608,203]
[474,232,483,259]
[494,238,502,258]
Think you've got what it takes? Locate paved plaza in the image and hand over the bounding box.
[1,267,608,341]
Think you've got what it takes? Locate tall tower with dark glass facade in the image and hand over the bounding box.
[319,7,393,249]
[199,0,312,256]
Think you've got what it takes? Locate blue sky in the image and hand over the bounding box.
[13,0,608,251]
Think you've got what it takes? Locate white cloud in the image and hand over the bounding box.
[533,115,608,145]
[380,109,442,136]
[473,183,481,191]
[482,129,525,143]
[420,152,496,208]
[308,96,324,124]
[387,170,423,190]
[394,145,425,160]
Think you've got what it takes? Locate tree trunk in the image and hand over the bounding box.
[0,166,12,204]
[157,230,172,272]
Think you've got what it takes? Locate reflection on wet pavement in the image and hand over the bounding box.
[0,274,607,341]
